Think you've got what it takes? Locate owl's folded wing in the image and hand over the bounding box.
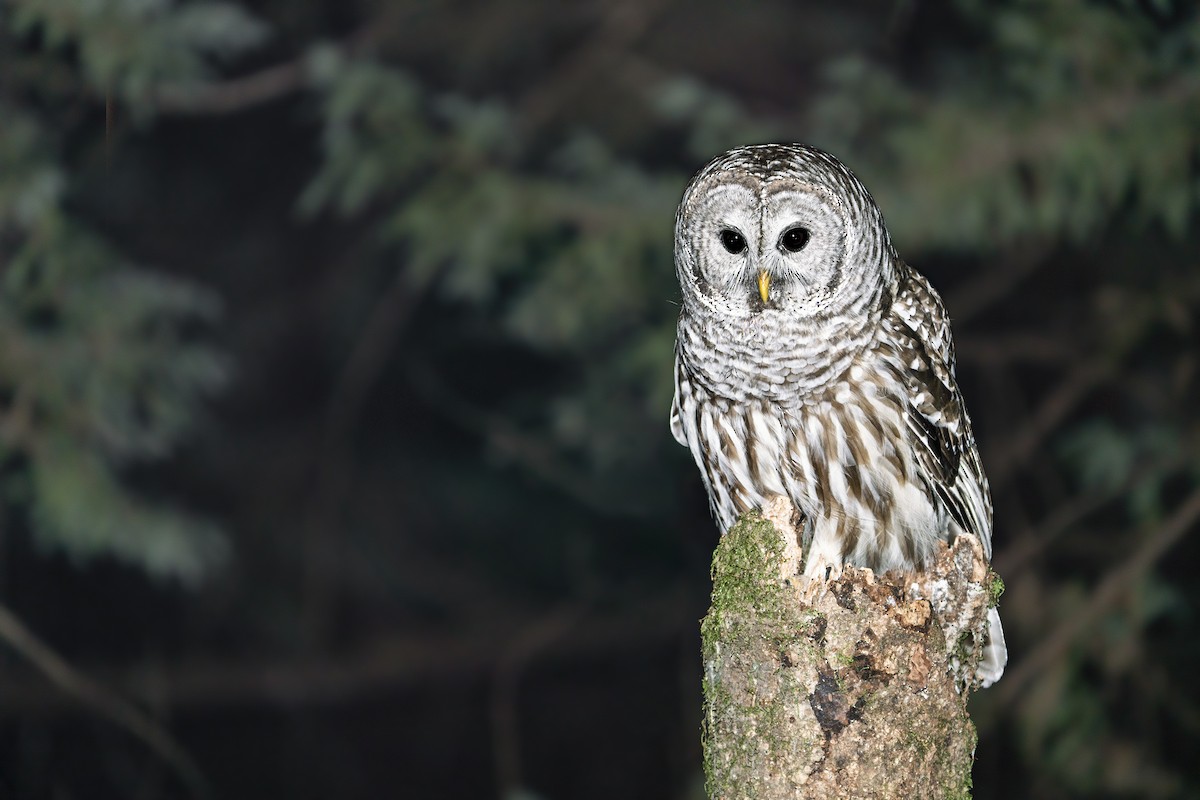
[888,266,993,557]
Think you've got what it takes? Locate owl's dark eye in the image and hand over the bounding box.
[780,227,811,253]
[719,229,747,254]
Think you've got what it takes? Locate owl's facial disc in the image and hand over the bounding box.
[681,176,850,317]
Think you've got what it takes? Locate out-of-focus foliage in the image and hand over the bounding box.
[301,48,697,496]
[0,1,246,580]
[1,218,228,581]
[7,0,266,110]
[2,0,1200,798]
[815,0,1200,248]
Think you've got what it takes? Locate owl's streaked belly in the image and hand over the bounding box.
[678,351,949,574]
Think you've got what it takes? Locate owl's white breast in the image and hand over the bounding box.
[676,303,879,407]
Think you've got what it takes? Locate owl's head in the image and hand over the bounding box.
[674,144,896,321]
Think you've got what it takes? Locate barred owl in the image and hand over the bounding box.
[670,143,1006,687]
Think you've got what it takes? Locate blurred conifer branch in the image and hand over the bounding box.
[1,0,257,580]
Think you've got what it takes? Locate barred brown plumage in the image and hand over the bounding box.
[670,143,1007,687]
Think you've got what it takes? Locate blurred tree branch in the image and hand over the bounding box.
[948,73,1200,186]
[518,0,672,134]
[0,603,210,799]
[993,485,1200,707]
[153,56,309,116]
[986,357,1114,489]
[0,590,694,714]
[406,363,647,516]
[995,445,1198,578]
[491,605,586,796]
[300,259,440,646]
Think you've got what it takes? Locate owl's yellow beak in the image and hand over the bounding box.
[757,270,771,304]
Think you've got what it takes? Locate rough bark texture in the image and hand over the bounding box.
[702,497,997,800]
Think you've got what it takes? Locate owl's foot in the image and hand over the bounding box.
[798,576,824,605]
[798,555,844,605]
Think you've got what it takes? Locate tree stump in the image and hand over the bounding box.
[701,497,997,799]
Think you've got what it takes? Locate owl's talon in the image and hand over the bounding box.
[798,554,839,605]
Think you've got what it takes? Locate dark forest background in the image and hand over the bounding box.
[2,1,1199,798]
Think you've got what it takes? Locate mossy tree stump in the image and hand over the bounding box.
[701,497,995,799]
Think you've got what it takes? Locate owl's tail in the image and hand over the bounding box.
[977,606,1008,688]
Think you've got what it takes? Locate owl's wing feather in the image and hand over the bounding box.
[888,264,993,556]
